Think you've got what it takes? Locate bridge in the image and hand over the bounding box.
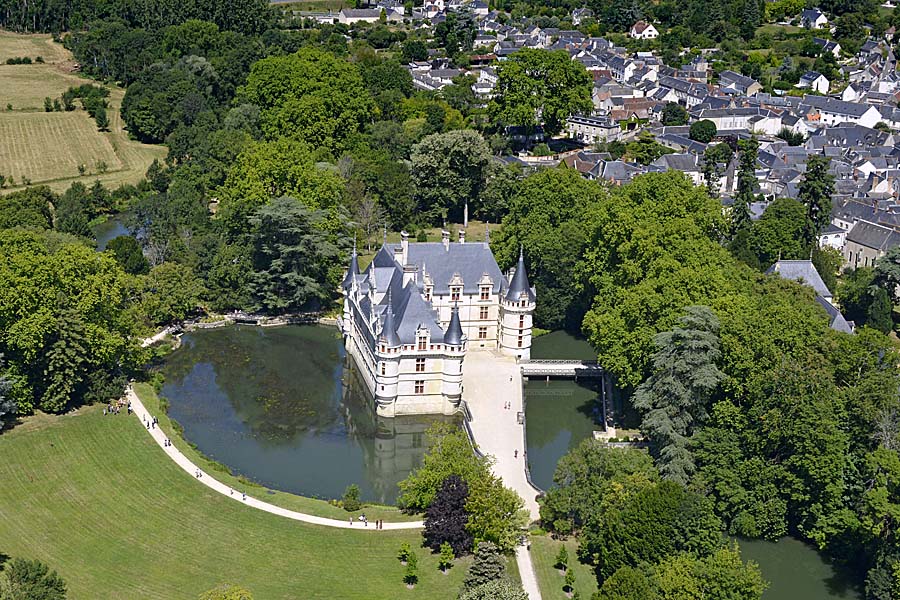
[519,359,605,379]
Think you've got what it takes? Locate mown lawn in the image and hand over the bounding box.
[530,534,599,600]
[135,382,422,523]
[0,405,474,599]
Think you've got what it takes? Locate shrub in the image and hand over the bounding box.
[403,552,418,587]
[398,542,411,564]
[342,484,362,512]
[438,541,455,572]
[554,545,568,571]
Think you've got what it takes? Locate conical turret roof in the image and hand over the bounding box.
[444,304,464,346]
[342,243,359,289]
[379,292,401,347]
[505,247,535,302]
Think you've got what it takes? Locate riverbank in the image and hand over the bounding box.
[135,381,422,523]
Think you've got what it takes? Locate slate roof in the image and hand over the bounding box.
[815,296,854,333]
[765,260,833,297]
[802,95,876,118]
[846,219,900,250]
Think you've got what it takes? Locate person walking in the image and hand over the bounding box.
[514,449,518,458]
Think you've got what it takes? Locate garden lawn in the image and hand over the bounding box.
[0,405,473,599]
[135,382,421,523]
[530,534,599,600]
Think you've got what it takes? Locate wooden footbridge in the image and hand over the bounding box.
[519,359,605,379]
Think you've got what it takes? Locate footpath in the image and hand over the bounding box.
[463,350,543,600]
[126,386,423,531]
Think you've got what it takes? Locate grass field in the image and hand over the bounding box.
[135,382,422,523]
[0,111,122,182]
[0,405,487,599]
[530,534,599,600]
[0,31,165,195]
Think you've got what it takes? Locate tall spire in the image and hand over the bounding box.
[506,246,535,302]
[444,303,464,346]
[380,290,401,347]
[342,241,359,289]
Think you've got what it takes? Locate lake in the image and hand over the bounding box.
[160,324,453,504]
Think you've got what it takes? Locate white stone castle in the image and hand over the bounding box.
[341,230,536,417]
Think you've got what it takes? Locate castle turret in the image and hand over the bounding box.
[375,292,401,415]
[341,244,359,336]
[441,304,466,412]
[500,248,536,359]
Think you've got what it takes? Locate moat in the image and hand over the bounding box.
[160,324,453,505]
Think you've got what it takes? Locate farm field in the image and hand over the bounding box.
[0,405,481,599]
[0,31,165,195]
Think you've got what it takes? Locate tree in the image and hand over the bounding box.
[94,106,109,130]
[874,246,900,304]
[342,484,361,512]
[492,168,606,329]
[439,542,456,572]
[579,480,724,583]
[540,441,657,534]
[747,197,807,267]
[661,102,689,126]
[106,236,149,275]
[424,475,473,555]
[197,584,254,600]
[410,130,491,224]
[634,306,725,485]
[689,119,717,143]
[867,287,894,334]
[404,552,418,587]
[732,138,759,239]
[247,197,347,314]
[489,49,592,136]
[564,568,576,594]
[239,48,373,154]
[398,543,412,564]
[398,423,492,511]
[555,546,569,571]
[0,187,53,230]
[0,558,66,600]
[837,267,877,325]
[464,474,528,553]
[462,542,505,591]
[798,154,834,249]
[141,262,206,325]
[401,40,428,62]
[458,578,528,600]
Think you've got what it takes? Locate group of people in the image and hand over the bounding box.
[144,415,158,430]
[102,401,131,416]
[350,514,385,529]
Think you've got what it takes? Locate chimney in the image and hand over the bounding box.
[400,230,409,265]
[442,230,450,251]
[458,230,466,244]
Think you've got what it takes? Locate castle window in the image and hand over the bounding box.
[416,358,426,372]
[478,327,488,339]
[415,380,425,394]
[480,307,489,320]
[519,315,525,327]
[424,287,432,302]
[517,335,523,348]
[418,337,427,351]
[451,287,461,302]
[480,286,490,301]
[380,362,385,376]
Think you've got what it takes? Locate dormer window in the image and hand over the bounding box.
[451,287,461,302]
[480,286,490,301]
[424,286,432,302]
[418,336,427,351]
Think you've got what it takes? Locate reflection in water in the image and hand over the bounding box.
[737,537,862,600]
[524,331,603,490]
[93,213,131,250]
[160,325,454,504]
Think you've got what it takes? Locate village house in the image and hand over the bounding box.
[629,21,659,40]
[801,8,829,29]
[797,71,830,94]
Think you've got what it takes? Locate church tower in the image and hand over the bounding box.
[499,248,536,360]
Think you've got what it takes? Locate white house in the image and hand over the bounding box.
[797,71,830,94]
[566,115,621,144]
[803,96,882,128]
[801,8,828,29]
[813,37,842,58]
[341,231,536,417]
[338,8,381,23]
[629,21,659,40]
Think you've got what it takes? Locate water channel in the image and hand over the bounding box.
[521,331,863,600]
[160,324,453,505]
[92,212,131,250]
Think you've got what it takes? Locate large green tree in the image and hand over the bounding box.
[494,168,606,329]
[798,154,835,249]
[874,246,900,304]
[239,48,374,154]
[247,197,347,314]
[0,558,66,600]
[633,306,725,485]
[731,138,759,240]
[488,49,592,136]
[410,130,492,224]
[747,197,807,268]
